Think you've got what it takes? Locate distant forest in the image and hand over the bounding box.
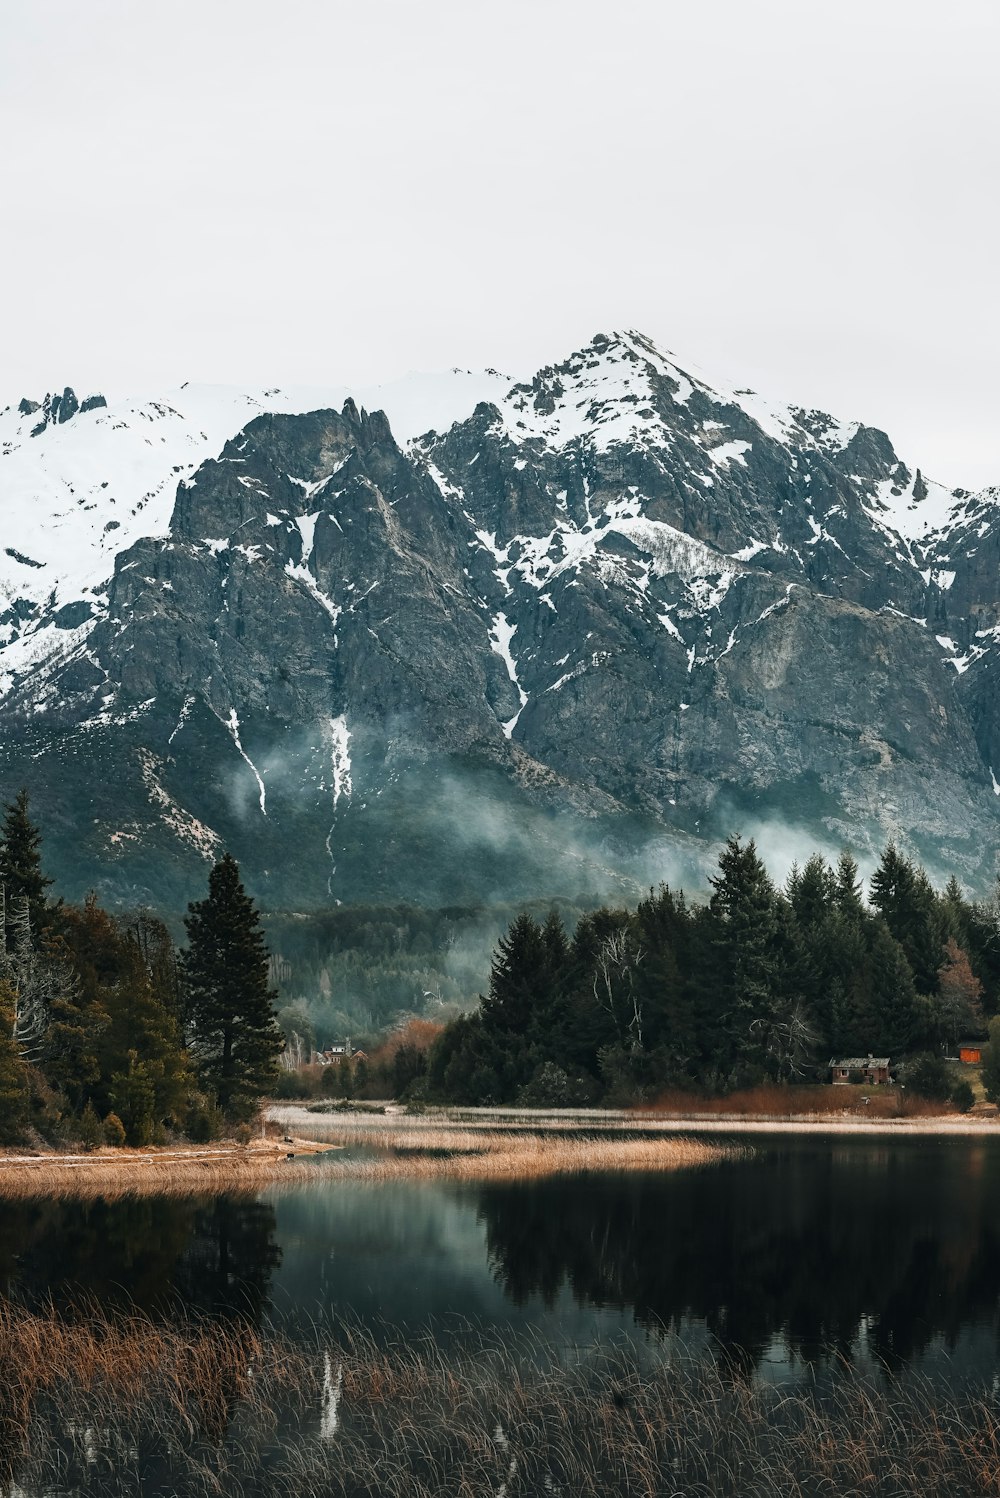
[6,766,1000,1137]
[417,837,1000,1107]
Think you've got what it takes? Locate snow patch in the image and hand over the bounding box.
[488,612,528,736]
[225,708,267,815]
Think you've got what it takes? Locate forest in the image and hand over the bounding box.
[0,792,281,1147]
[4,770,1000,1142]
[418,836,1000,1107]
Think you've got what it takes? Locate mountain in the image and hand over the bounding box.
[1,332,998,910]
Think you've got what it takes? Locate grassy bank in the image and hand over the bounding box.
[2,1301,999,1497]
[0,1137,339,1200]
[0,1114,726,1197]
[268,1107,727,1180]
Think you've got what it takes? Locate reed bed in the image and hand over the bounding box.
[2,1301,1000,1497]
[0,1138,339,1201]
[0,1117,725,1199]
[269,1108,728,1180]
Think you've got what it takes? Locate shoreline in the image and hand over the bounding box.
[2,1103,997,1198]
[0,1136,340,1198]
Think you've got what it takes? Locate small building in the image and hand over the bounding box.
[829,1055,891,1086]
[958,1038,985,1065]
[316,1040,358,1066]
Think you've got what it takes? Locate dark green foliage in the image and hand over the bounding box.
[76,1099,104,1150]
[981,1017,1000,1104]
[516,1062,595,1107]
[0,979,29,1142]
[904,1051,952,1101]
[870,844,947,995]
[428,836,992,1105]
[951,1078,975,1113]
[391,1045,426,1099]
[0,788,54,944]
[182,854,283,1119]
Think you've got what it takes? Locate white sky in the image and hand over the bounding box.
[2,0,999,489]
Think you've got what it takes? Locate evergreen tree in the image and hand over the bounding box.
[870,844,946,994]
[0,789,53,946]
[182,854,283,1119]
[866,918,921,1056]
[707,836,786,1080]
[834,851,865,918]
[634,885,697,1083]
[982,1016,1000,1103]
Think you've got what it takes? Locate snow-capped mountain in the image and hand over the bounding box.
[1,331,998,908]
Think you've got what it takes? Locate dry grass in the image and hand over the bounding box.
[2,1302,1000,1496]
[0,1116,726,1199]
[268,1108,728,1181]
[0,1137,339,1201]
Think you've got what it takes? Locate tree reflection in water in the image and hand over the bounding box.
[0,1193,281,1322]
[475,1140,1000,1374]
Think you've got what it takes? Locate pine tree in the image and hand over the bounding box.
[870,844,946,994]
[0,789,53,947]
[708,836,786,1080]
[182,854,283,1119]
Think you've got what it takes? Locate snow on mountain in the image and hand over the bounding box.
[5,330,1000,905]
[0,368,509,690]
[3,330,998,714]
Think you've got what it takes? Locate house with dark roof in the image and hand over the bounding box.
[829,1055,891,1086]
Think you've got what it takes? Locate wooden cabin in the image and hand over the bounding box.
[829,1055,891,1086]
[958,1039,984,1064]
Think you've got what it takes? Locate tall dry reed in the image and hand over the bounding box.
[2,1301,1000,1497]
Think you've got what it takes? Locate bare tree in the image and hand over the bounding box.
[593,929,646,1052]
[0,884,80,1064]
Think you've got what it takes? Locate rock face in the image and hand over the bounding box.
[1,331,999,908]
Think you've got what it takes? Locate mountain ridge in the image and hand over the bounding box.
[2,331,999,908]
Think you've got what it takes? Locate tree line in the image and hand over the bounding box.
[0,790,282,1147]
[421,837,999,1106]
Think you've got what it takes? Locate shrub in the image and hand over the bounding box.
[272,1068,313,1100]
[951,1078,975,1113]
[517,1062,595,1108]
[186,1097,223,1142]
[76,1102,104,1152]
[102,1112,127,1147]
[904,1052,952,1101]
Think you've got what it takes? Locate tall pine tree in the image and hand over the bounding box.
[182,855,282,1119]
[0,789,54,947]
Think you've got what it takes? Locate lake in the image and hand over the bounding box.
[5,1130,1000,1386]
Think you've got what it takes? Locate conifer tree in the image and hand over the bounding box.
[708,836,785,1079]
[0,789,53,946]
[870,844,946,994]
[182,854,283,1119]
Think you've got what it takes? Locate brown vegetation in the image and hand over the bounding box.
[0,1136,339,1200]
[2,1302,1000,1496]
[644,1083,954,1120]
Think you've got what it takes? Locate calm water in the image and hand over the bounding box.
[5,1134,1000,1382]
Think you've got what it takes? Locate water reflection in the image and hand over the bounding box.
[0,1195,281,1320]
[2,1138,1000,1381]
[475,1139,1000,1372]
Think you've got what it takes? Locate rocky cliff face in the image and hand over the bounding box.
[1,332,997,907]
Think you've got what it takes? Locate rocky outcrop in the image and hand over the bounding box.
[0,332,998,907]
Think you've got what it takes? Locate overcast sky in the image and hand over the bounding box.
[2,0,998,488]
